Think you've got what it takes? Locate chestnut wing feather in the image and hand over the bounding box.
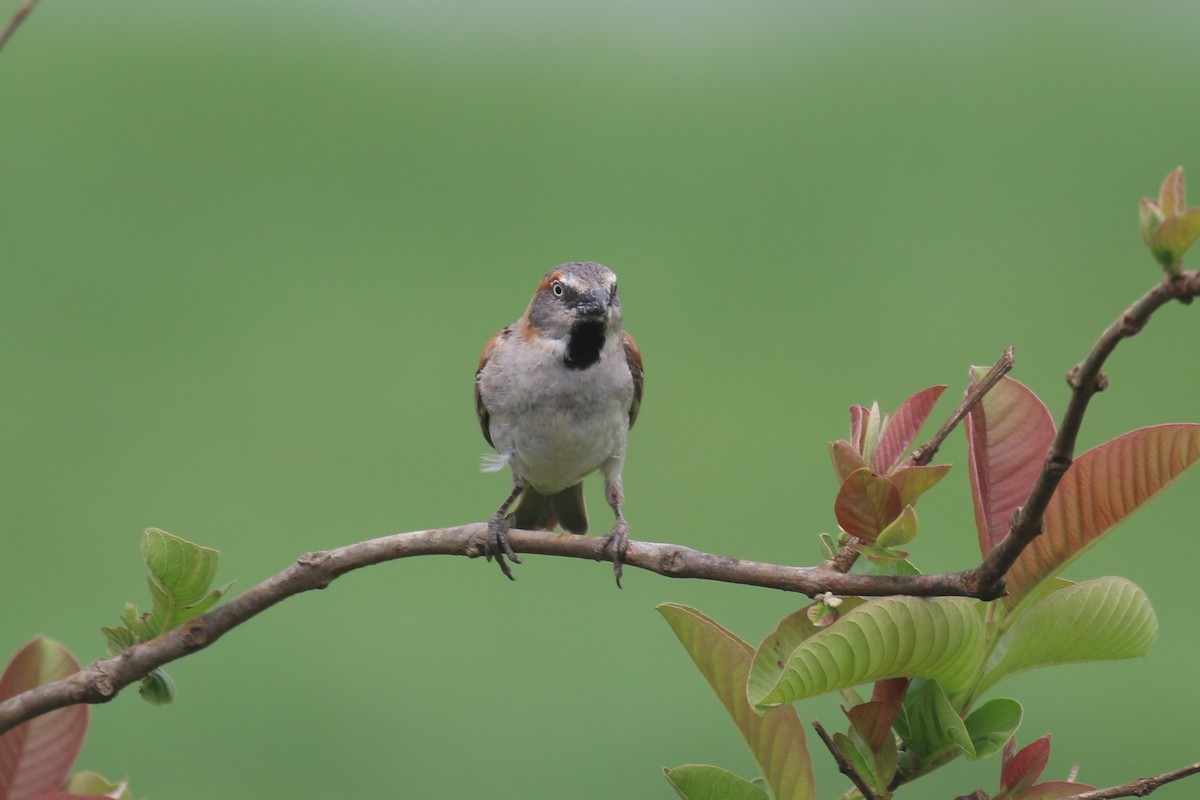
[475,328,509,447]
[622,331,644,429]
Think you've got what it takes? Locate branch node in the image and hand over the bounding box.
[1066,365,1107,391]
[297,551,336,588]
[90,668,116,700]
[182,622,209,650]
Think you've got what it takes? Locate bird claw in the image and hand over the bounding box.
[600,520,630,588]
[485,513,521,581]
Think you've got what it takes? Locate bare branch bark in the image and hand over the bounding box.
[0,0,39,55]
[0,271,1196,741]
[909,346,1015,467]
[1066,761,1200,799]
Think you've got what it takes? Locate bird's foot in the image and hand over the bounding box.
[600,520,630,588]
[485,512,522,581]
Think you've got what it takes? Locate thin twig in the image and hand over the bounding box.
[0,0,40,55]
[968,270,1200,596]
[1066,761,1200,799]
[812,719,881,800]
[909,346,1015,467]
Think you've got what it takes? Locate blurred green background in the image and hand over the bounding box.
[2,1,1198,797]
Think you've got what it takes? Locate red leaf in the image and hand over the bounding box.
[1006,424,1200,602]
[846,701,892,753]
[965,373,1055,556]
[834,468,902,543]
[0,639,88,800]
[830,440,868,485]
[849,405,870,453]
[1001,735,1051,794]
[871,385,947,474]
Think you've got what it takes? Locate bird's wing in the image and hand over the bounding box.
[475,327,509,447]
[622,330,644,429]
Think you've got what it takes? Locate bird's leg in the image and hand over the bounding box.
[600,472,630,588]
[487,477,525,580]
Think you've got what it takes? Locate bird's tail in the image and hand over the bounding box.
[512,483,589,535]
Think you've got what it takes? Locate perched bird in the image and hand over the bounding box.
[474,261,644,584]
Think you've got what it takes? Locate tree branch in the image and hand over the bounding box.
[1067,761,1200,799]
[0,0,39,55]
[967,269,1200,596]
[909,346,1015,467]
[812,720,881,800]
[1,271,1197,740]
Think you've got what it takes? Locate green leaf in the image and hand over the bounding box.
[890,464,952,507]
[1006,424,1200,603]
[63,771,132,800]
[749,603,864,709]
[750,597,985,708]
[1155,209,1200,273]
[832,730,885,793]
[963,698,1022,760]
[895,679,973,761]
[664,765,770,800]
[140,527,230,635]
[834,468,902,543]
[139,667,177,706]
[979,577,1157,696]
[830,439,867,485]
[660,604,816,800]
[875,505,918,548]
[964,373,1056,559]
[0,638,89,799]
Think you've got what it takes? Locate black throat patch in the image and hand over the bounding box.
[564,320,607,370]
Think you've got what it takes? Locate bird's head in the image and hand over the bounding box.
[525,261,623,340]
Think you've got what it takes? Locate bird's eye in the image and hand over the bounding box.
[552,280,565,297]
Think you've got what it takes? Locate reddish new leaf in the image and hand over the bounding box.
[1001,735,1050,795]
[834,468,902,543]
[1006,424,1200,602]
[965,373,1056,556]
[846,702,893,754]
[829,440,867,485]
[0,639,88,800]
[871,385,946,474]
[849,405,870,453]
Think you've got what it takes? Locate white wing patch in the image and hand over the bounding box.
[480,452,512,473]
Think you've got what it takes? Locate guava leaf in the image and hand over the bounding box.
[659,604,815,800]
[979,577,1157,696]
[894,679,973,761]
[1001,735,1050,795]
[140,528,229,635]
[890,464,952,507]
[965,372,1056,557]
[61,772,131,800]
[750,597,985,708]
[829,440,867,485]
[875,505,918,548]
[872,385,946,474]
[748,602,863,709]
[664,765,770,800]
[1155,209,1200,269]
[1159,166,1186,216]
[1005,424,1200,603]
[834,468,902,543]
[963,697,1022,760]
[0,638,88,800]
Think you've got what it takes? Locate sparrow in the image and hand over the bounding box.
[474,261,644,585]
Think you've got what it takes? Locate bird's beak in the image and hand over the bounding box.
[575,289,610,319]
